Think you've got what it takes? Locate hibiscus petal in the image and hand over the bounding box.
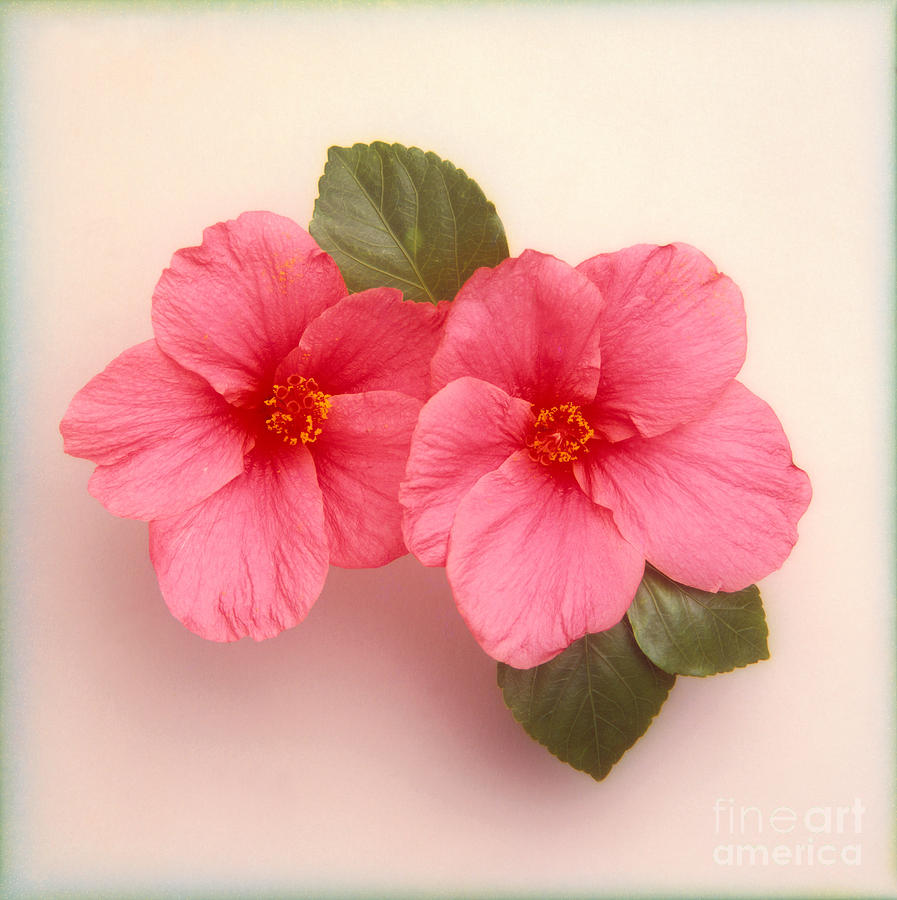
[152,211,346,406]
[311,390,422,569]
[149,444,329,642]
[276,291,449,401]
[577,243,746,440]
[60,340,252,519]
[431,250,604,406]
[575,381,812,592]
[446,451,645,668]
[400,377,533,567]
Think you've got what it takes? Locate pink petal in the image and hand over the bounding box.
[149,443,329,642]
[574,381,812,592]
[60,340,253,519]
[276,291,448,401]
[446,451,645,668]
[431,250,604,406]
[577,243,746,440]
[152,212,346,406]
[310,390,422,569]
[400,377,533,567]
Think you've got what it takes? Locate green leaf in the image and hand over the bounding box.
[627,566,769,677]
[310,141,509,303]
[497,619,675,782]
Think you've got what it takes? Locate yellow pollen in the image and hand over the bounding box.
[528,402,595,465]
[264,375,331,447]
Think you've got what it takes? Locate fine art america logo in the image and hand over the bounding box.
[712,799,864,867]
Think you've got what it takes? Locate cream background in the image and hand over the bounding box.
[3,3,895,897]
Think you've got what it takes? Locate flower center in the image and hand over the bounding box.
[263,375,331,447]
[527,402,595,465]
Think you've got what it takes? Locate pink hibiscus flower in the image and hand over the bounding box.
[61,211,445,641]
[401,246,811,668]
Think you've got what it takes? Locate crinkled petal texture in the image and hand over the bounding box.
[446,452,645,668]
[400,377,533,566]
[311,390,423,569]
[152,211,346,406]
[574,381,812,592]
[64,213,448,644]
[403,245,808,665]
[60,340,253,519]
[149,444,329,642]
[278,291,449,402]
[577,243,747,441]
[431,250,605,406]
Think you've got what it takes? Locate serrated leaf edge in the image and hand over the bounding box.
[326,145,437,301]
[629,572,770,678]
[498,627,675,782]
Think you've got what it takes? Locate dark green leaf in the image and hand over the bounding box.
[310,141,509,303]
[497,619,675,782]
[627,566,769,677]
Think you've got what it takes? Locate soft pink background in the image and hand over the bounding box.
[4,3,895,897]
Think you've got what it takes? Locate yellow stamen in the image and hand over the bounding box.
[528,402,595,465]
[264,375,331,447]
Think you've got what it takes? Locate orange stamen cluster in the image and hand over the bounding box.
[264,375,331,447]
[528,402,595,465]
